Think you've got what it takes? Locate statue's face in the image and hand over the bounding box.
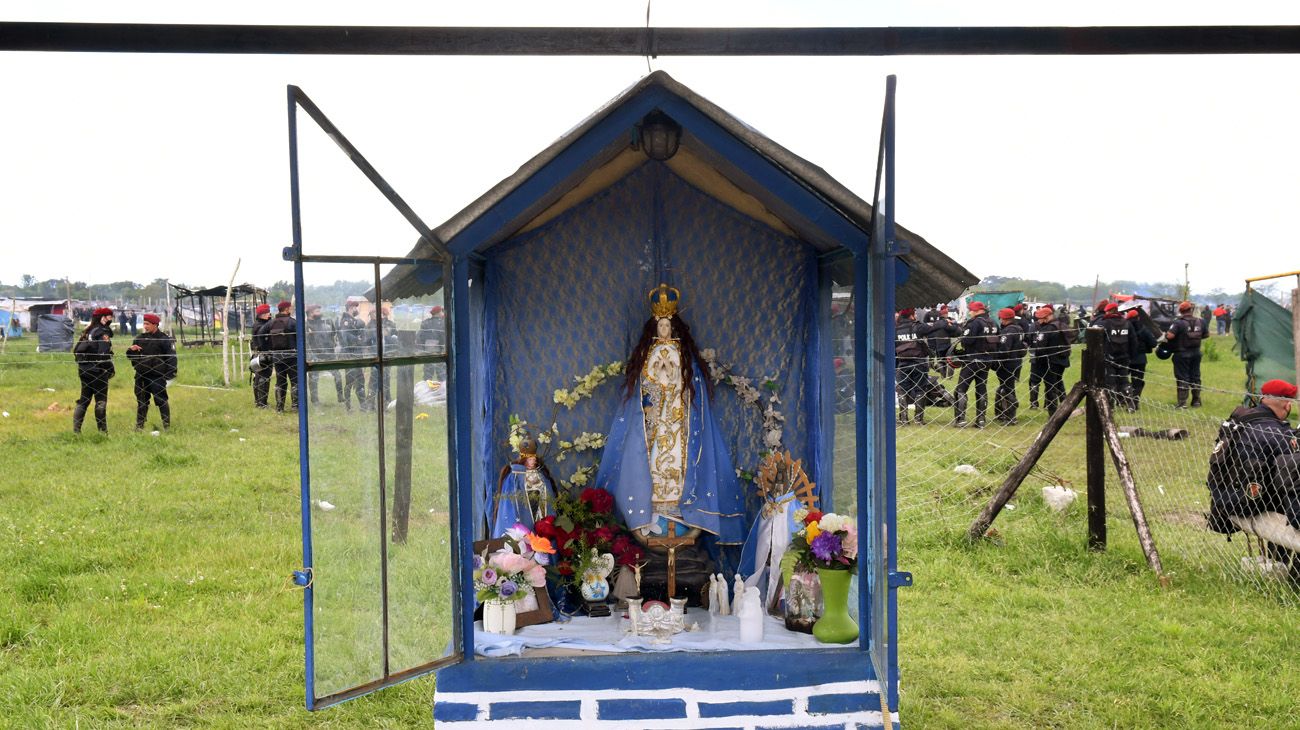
[524,456,537,469]
[656,317,672,339]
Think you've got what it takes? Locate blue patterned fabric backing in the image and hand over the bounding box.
[480,161,821,530]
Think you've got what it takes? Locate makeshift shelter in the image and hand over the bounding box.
[0,297,69,332]
[0,309,21,338]
[1233,288,1294,393]
[287,72,975,726]
[169,283,268,347]
[35,314,73,352]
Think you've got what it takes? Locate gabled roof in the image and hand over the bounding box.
[381,71,976,306]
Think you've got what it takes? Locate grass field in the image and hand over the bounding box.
[1,333,1296,728]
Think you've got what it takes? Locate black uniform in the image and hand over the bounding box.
[369,314,402,407]
[1167,313,1205,408]
[338,308,369,411]
[304,313,343,406]
[250,314,274,408]
[895,316,943,424]
[73,322,115,433]
[1205,405,1300,540]
[1099,312,1134,410]
[1029,319,1072,413]
[416,311,446,382]
[1127,316,1159,407]
[923,309,959,378]
[953,311,999,427]
[994,320,1027,424]
[267,312,299,412]
[127,328,177,429]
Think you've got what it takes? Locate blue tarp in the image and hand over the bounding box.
[0,310,20,338]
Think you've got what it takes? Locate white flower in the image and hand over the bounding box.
[793,507,809,523]
[701,348,716,362]
[820,513,849,533]
[764,428,783,448]
[537,432,552,444]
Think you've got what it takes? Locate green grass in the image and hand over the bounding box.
[1,334,1295,727]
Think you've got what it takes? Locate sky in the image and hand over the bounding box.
[3,1,1300,296]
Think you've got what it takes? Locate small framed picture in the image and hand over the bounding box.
[472,537,554,628]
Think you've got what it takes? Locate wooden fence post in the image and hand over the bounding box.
[1084,326,1107,550]
[392,350,415,544]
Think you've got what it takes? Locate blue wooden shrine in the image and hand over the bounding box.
[286,72,975,728]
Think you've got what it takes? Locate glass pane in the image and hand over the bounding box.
[295,108,426,259]
[830,284,858,517]
[306,378,384,698]
[381,360,455,672]
[301,262,376,368]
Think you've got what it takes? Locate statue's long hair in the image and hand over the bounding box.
[622,314,712,402]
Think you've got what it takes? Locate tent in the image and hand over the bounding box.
[289,71,976,724]
[169,283,268,346]
[0,297,70,332]
[1233,289,1293,393]
[0,309,21,338]
[35,314,74,352]
[964,290,1024,314]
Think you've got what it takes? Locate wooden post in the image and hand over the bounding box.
[1291,286,1299,389]
[220,258,240,387]
[1084,326,1107,550]
[1093,390,1165,576]
[968,381,1086,541]
[391,332,417,544]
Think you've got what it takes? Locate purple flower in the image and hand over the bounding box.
[533,551,551,566]
[473,555,484,570]
[811,532,842,562]
[481,567,498,585]
[498,579,518,599]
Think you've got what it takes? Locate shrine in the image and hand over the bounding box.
[287,71,975,727]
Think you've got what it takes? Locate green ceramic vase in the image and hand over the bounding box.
[812,567,859,644]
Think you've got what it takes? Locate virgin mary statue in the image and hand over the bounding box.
[595,284,746,546]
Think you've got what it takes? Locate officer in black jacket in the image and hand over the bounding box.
[993,307,1027,425]
[952,301,999,428]
[73,307,116,433]
[338,300,370,411]
[1126,307,1159,410]
[1029,305,1072,413]
[304,304,343,407]
[1205,379,1300,539]
[1166,300,1206,408]
[250,303,273,409]
[126,313,177,430]
[266,301,299,412]
[1099,303,1135,411]
[895,308,944,425]
[416,305,447,382]
[924,305,960,378]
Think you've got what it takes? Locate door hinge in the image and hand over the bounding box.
[888,571,912,588]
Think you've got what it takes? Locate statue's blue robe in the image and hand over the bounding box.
[490,464,554,538]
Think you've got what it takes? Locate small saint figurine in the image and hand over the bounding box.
[490,435,556,538]
[594,283,747,546]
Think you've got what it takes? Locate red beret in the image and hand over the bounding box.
[998,307,1016,320]
[1105,302,1120,313]
[255,304,271,315]
[430,306,443,315]
[1013,303,1024,313]
[143,313,160,325]
[1125,309,1139,320]
[833,357,845,369]
[1179,301,1194,313]
[277,300,292,311]
[93,307,113,317]
[1261,380,1298,398]
[1096,299,1109,310]
[968,301,987,313]
[1035,306,1054,318]
[939,304,949,312]
[898,308,915,318]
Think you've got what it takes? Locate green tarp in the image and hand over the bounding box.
[969,290,1024,312]
[1234,289,1294,392]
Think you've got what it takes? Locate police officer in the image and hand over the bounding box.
[250,303,273,409]
[993,307,1027,425]
[72,307,116,433]
[338,300,369,412]
[266,300,298,412]
[923,304,960,378]
[1099,302,1135,411]
[895,308,942,425]
[1205,379,1300,541]
[416,305,446,382]
[1166,300,1205,408]
[304,304,343,407]
[126,313,177,430]
[1029,305,1072,413]
[369,302,402,408]
[1126,307,1158,410]
[952,301,999,428]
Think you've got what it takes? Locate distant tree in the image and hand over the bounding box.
[20,274,36,289]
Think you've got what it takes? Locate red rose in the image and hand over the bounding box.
[557,561,574,576]
[616,546,644,566]
[580,487,615,515]
[590,525,615,547]
[610,535,632,556]
[804,510,823,526]
[533,515,557,539]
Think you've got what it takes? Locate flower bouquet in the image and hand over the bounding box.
[533,487,643,612]
[473,525,553,633]
[783,509,859,643]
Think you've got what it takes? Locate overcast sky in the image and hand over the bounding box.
[4,1,1299,295]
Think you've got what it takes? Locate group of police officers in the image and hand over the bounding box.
[71,307,177,434]
[247,301,446,412]
[895,297,1208,428]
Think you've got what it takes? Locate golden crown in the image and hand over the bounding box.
[648,283,681,319]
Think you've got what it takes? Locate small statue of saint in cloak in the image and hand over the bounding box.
[490,435,555,538]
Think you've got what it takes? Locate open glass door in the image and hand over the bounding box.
[864,75,901,715]
[285,86,461,710]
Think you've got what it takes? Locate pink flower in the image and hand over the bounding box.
[491,551,533,575]
[525,564,547,588]
[840,529,858,560]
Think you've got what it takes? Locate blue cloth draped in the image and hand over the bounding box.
[596,366,747,545]
[489,464,555,538]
